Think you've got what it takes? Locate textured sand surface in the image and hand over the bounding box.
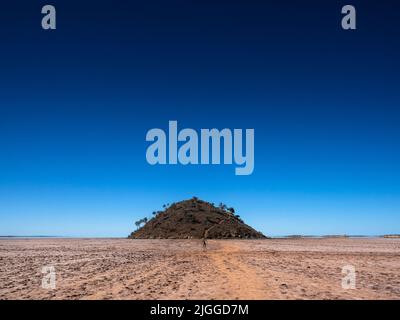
[0,238,399,300]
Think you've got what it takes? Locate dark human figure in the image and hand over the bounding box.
[202,228,208,250]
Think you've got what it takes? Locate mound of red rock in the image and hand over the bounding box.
[129,197,266,239]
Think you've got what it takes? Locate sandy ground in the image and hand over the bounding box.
[0,238,399,300]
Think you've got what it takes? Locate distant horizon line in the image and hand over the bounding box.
[1,234,399,239]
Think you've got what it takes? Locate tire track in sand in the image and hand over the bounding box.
[207,241,270,299]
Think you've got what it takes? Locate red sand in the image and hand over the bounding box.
[0,238,399,300]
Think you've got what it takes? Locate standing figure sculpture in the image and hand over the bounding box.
[201,218,230,250]
[202,228,209,250]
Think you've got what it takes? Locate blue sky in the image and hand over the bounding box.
[0,1,399,236]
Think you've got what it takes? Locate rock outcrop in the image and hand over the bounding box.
[129,197,266,239]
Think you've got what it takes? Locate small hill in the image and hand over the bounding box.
[128,197,266,239]
[382,234,400,239]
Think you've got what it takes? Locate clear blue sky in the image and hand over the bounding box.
[0,1,399,237]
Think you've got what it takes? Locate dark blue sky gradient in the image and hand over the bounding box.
[0,1,399,236]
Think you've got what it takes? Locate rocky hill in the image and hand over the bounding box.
[129,197,266,239]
